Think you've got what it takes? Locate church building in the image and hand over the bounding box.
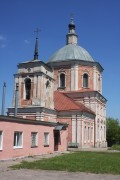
[0,18,107,160]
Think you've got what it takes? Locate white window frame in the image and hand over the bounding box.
[44,132,49,146]
[13,131,23,149]
[31,132,38,147]
[0,131,3,150]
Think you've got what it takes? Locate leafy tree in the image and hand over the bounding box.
[106,117,120,147]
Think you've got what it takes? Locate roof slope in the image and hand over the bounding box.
[54,91,95,115]
[47,44,94,63]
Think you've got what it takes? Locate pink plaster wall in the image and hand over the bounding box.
[0,120,68,161]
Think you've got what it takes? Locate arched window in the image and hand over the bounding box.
[83,73,88,88]
[25,78,31,100]
[60,73,65,88]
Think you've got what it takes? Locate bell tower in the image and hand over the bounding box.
[8,31,56,122]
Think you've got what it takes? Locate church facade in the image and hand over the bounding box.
[7,19,107,152]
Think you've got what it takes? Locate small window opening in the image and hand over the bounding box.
[60,73,65,88]
[25,78,31,100]
[83,74,88,88]
[46,80,50,88]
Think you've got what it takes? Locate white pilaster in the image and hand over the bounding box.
[75,63,78,90]
[77,115,81,144]
[33,75,37,98]
[93,66,97,90]
[81,116,84,147]
[72,115,76,143]
[71,64,75,91]
[100,74,102,94]
[37,76,41,99]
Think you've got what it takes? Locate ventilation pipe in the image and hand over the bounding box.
[1,82,6,115]
[14,83,19,117]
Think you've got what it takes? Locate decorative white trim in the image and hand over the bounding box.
[77,115,81,144]
[71,64,75,91]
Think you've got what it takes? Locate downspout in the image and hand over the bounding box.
[94,117,96,148]
[1,82,6,115]
[14,83,19,117]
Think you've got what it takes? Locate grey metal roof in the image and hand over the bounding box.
[47,44,94,63]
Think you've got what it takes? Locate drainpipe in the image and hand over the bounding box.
[14,83,19,117]
[94,117,96,148]
[1,82,6,115]
[76,113,77,144]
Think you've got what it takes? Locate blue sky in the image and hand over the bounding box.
[0,0,120,119]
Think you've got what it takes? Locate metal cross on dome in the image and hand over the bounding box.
[70,13,74,23]
[34,28,40,38]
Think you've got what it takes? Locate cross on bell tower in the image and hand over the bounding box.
[34,28,40,60]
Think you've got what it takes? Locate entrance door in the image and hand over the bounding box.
[54,130,60,151]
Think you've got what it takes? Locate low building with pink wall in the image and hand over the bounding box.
[0,115,68,161]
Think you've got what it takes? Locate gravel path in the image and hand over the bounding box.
[0,169,120,180]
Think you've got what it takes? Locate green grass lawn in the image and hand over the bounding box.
[11,151,120,174]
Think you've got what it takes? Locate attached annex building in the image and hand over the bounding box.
[0,19,107,160]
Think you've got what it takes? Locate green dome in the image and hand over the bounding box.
[47,44,94,63]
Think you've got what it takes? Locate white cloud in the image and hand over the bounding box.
[24,39,30,44]
[0,35,7,48]
[0,35,6,41]
[0,44,6,48]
